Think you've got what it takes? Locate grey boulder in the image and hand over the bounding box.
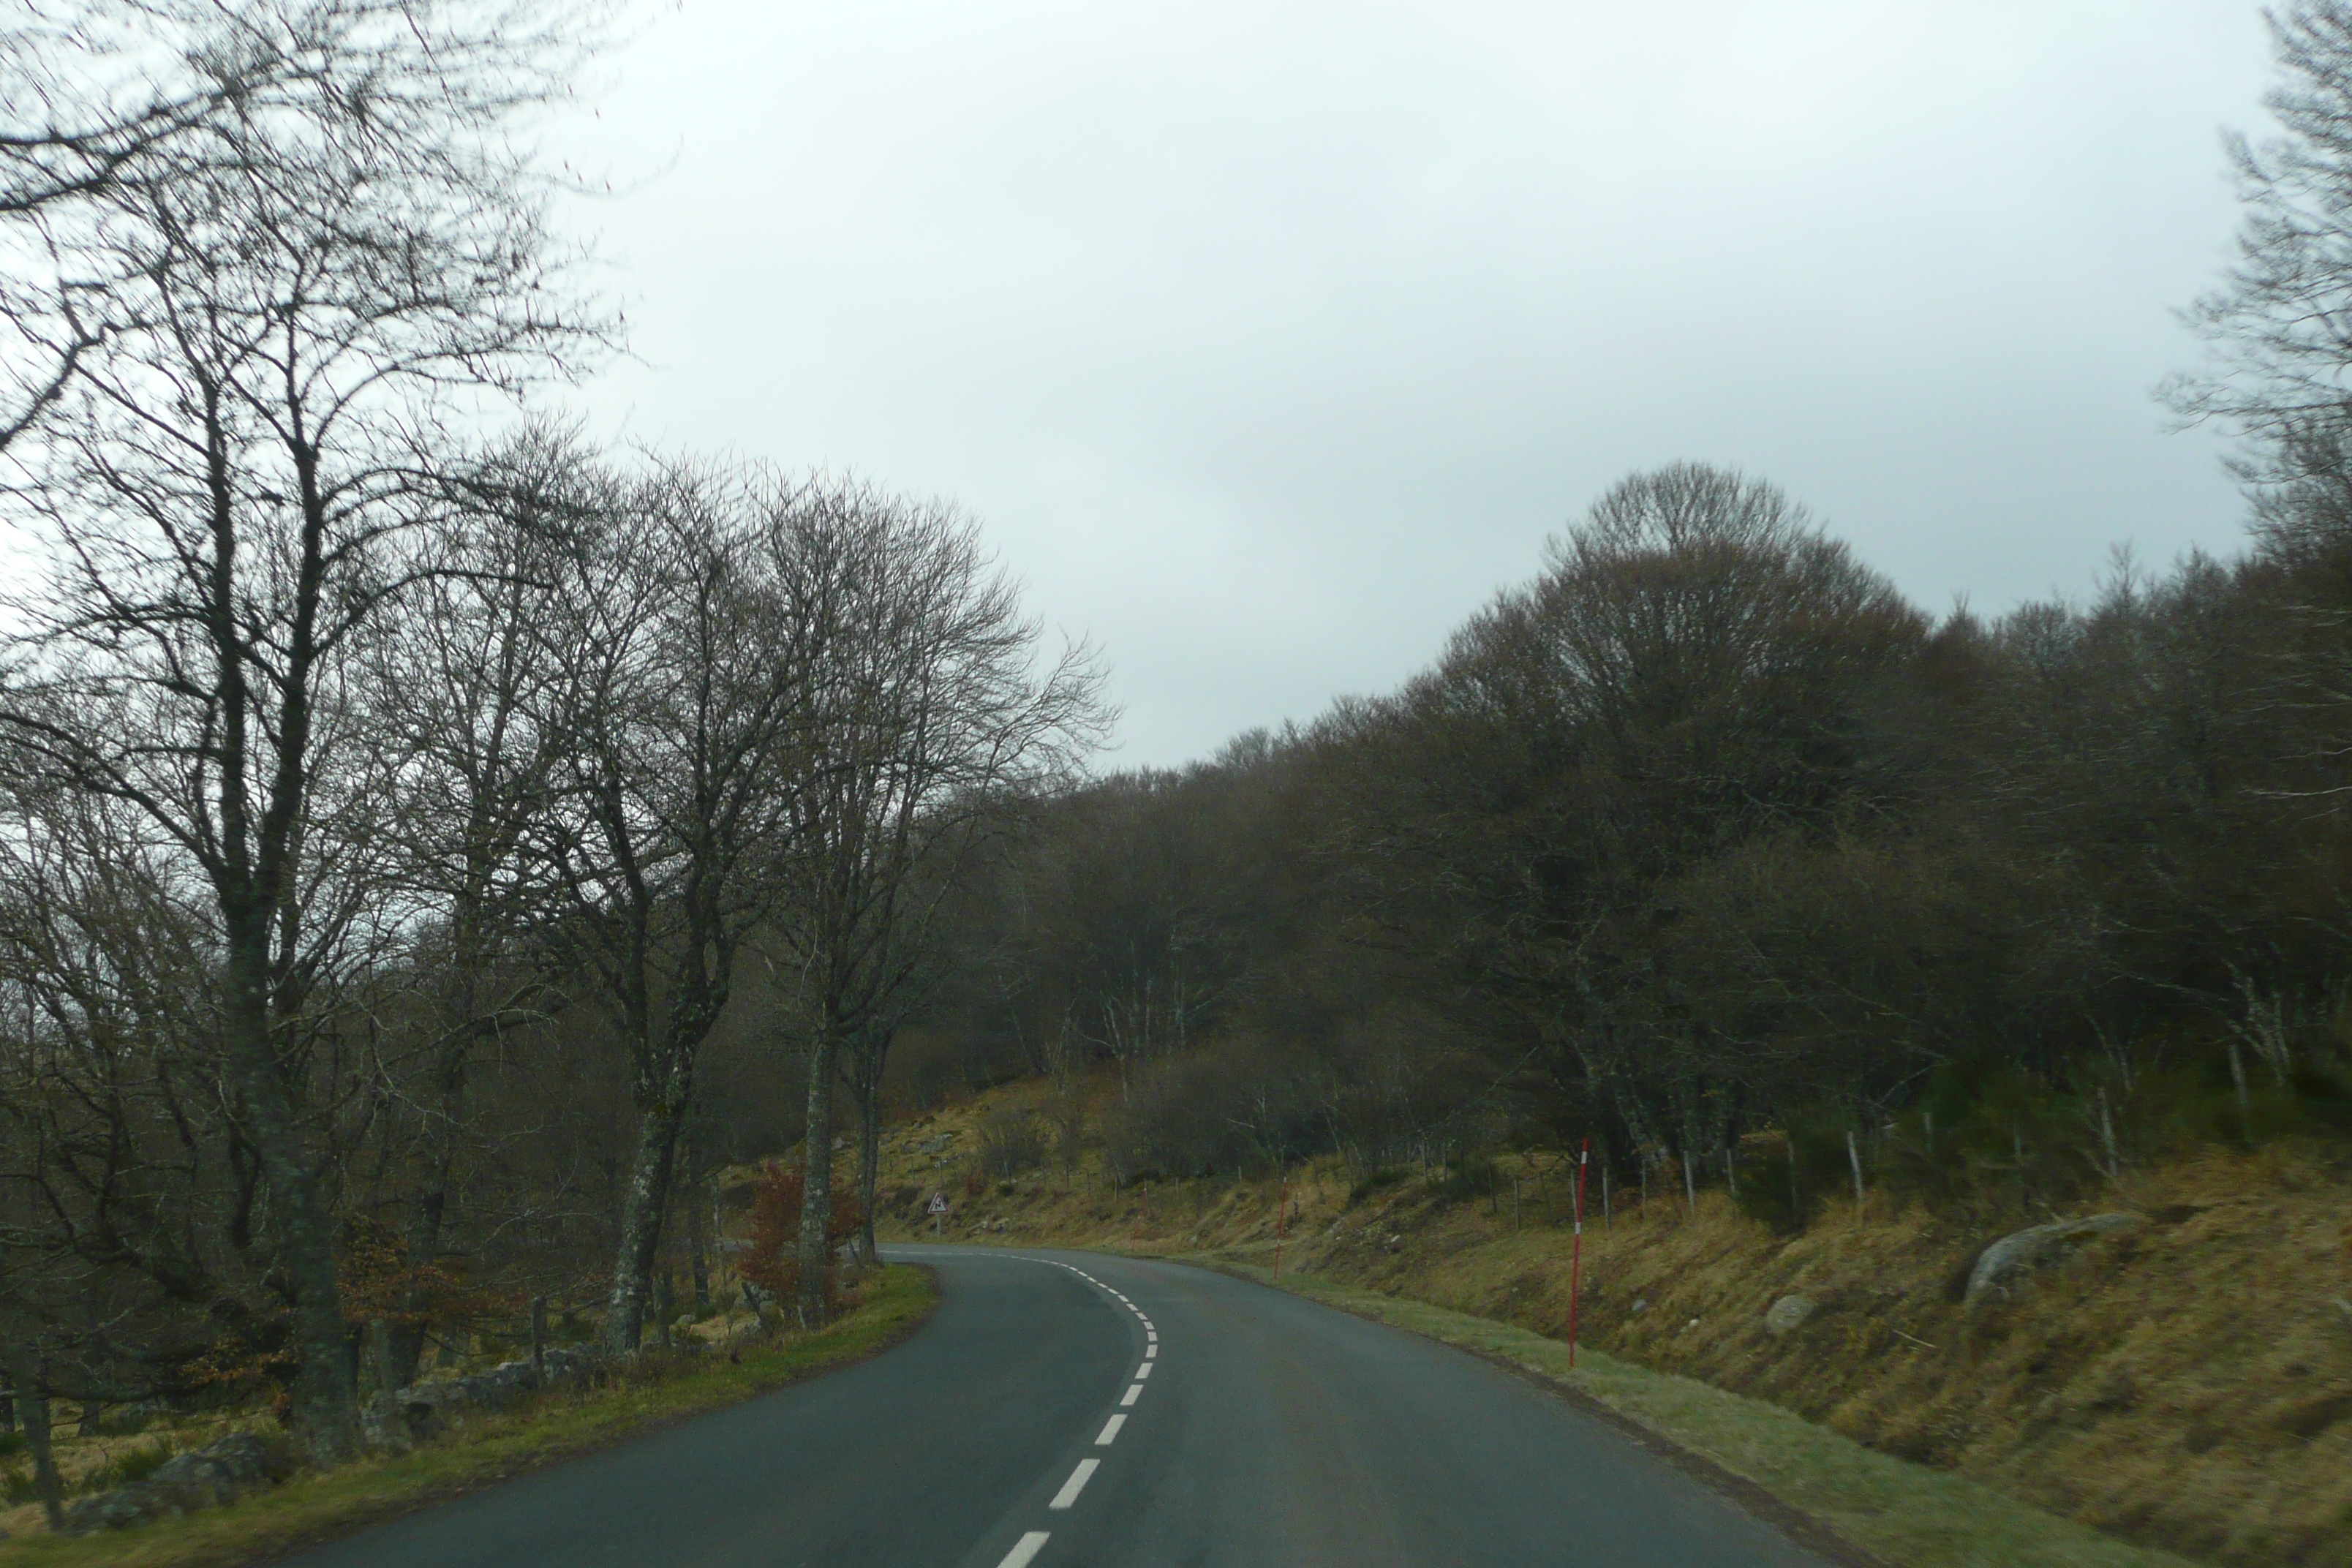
[1764,1294,1816,1335]
[1965,1213,2142,1305]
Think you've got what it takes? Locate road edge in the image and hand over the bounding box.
[1175,1256,1887,1568]
[1149,1253,2199,1568]
[0,1264,943,1568]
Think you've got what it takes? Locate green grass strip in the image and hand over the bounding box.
[1207,1259,2201,1568]
[0,1266,937,1568]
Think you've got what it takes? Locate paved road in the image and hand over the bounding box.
[283,1246,1831,1567]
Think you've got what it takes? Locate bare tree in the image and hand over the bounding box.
[2168,3,2352,527]
[533,461,818,1355]
[0,0,609,1458]
[0,1,289,447]
[353,429,591,1384]
[766,481,1108,1323]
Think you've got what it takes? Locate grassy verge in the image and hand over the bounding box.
[1202,1258,2203,1568]
[0,1265,937,1568]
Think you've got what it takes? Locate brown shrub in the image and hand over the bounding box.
[739,1160,860,1316]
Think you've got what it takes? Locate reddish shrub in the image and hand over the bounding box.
[740,1158,861,1316]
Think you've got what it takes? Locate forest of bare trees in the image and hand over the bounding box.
[905,454,2352,1207]
[0,0,1105,1470]
[10,0,2352,1517]
[901,3,2352,1230]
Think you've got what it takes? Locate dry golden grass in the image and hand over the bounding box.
[874,1077,2352,1568]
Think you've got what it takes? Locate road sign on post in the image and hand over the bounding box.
[929,1191,949,1238]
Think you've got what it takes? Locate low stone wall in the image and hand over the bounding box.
[358,1343,609,1453]
[61,1431,295,1534]
[63,1343,613,1534]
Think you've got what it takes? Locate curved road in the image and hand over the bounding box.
[283,1245,1830,1567]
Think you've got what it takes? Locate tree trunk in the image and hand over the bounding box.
[603,1103,680,1354]
[386,1044,467,1389]
[4,1345,62,1530]
[855,1058,884,1265]
[796,1030,841,1326]
[223,935,358,1463]
[686,1180,712,1311]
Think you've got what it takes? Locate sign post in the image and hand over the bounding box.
[929,1191,949,1238]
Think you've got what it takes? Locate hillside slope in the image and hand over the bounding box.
[867,1077,2352,1568]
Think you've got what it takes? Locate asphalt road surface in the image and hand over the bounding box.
[282,1245,1832,1568]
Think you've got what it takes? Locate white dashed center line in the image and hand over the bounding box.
[1049,1459,1100,1510]
[964,1254,1168,1562]
[998,1531,1052,1568]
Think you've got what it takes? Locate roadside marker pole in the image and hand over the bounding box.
[1273,1166,1288,1275]
[1567,1140,1590,1369]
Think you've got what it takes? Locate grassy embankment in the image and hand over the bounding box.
[0,1264,935,1568]
[870,1075,2350,1568]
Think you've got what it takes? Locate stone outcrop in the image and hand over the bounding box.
[61,1431,293,1534]
[1763,1294,1815,1335]
[1964,1213,2141,1305]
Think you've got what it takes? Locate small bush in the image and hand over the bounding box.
[1431,1152,1501,1202]
[1347,1168,1408,1206]
[83,1436,178,1494]
[978,1109,1048,1176]
[4,1464,44,1505]
[0,1431,23,1458]
[1735,1119,1860,1233]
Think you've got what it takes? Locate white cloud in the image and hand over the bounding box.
[559,0,2271,765]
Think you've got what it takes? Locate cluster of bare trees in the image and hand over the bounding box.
[0,0,1104,1467]
[921,453,2352,1203]
[911,5,2352,1211]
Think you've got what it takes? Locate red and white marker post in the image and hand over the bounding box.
[1567,1140,1591,1368]
[1273,1166,1289,1275]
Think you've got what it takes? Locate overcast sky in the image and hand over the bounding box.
[560,1,2276,769]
